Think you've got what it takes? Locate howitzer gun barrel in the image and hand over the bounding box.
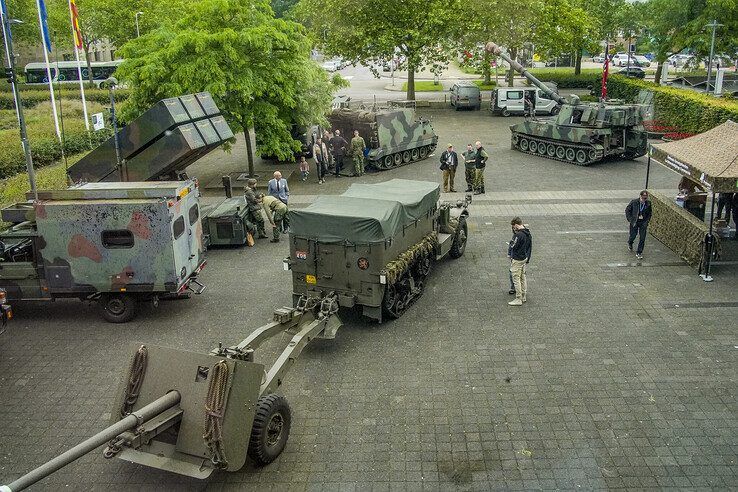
[485,42,566,105]
[1,391,180,492]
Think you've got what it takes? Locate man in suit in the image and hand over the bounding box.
[625,190,652,260]
[439,144,458,193]
[267,170,289,205]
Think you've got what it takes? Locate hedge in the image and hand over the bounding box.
[527,69,602,89]
[606,76,738,134]
[0,88,130,110]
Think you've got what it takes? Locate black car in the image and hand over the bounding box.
[617,67,646,79]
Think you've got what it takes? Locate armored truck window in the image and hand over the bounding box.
[507,91,523,100]
[188,204,199,225]
[173,216,185,239]
[102,230,134,248]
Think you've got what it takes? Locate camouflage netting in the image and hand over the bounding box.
[648,191,721,268]
[381,232,438,285]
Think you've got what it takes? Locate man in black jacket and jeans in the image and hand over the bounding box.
[625,190,652,259]
[508,217,532,306]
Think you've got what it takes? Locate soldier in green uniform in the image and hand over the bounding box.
[244,179,268,239]
[473,140,488,195]
[261,194,289,242]
[350,130,367,177]
[462,143,476,192]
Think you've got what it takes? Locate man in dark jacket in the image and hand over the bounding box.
[508,217,532,306]
[625,190,652,259]
[439,144,458,192]
[473,140,488,195]
[329,130,348,177]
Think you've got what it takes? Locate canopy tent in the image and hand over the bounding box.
[645,120,738,281]
[647,120,738,192]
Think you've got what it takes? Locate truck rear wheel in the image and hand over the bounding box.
[449,218,468,259]
[248,394,292,465]
[99,293,136,323]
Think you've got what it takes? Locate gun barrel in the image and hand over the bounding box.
[485,42,566,105]
[1,391,180,492]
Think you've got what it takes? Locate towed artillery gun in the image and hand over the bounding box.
[486,42,648,166]
[286,179,470,322]
[328,108,438,171]
[1,294,342,491]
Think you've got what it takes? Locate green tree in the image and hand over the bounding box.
[535,0,598,75]
[295,0,458,99]
[117,0,345,175]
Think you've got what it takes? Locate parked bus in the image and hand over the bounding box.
[24,60,123,88]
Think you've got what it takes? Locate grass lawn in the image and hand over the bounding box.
[472,80,497,90]
[401,81,444,92]
[1,158,76,212]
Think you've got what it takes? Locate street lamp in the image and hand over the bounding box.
[705,20,723,94]
[1,16,38,199]
[135,11,143,38]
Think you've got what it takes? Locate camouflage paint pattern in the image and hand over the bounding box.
[327,108,438,170]
[0,181,205,300]
[68,92,234,183]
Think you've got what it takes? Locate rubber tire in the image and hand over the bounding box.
[248,394,292,465]
[502,108,510,117]
[449,218,468,259]
[100,294,136,323]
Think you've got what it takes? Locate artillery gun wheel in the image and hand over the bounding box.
[393,153,402,167]
[449,217,468,259]
[383,155,393,169]
[248,394,292,465]
[575,150,587,165]
[99,293,136,323]
[411,148,419,161]
[402,151,411,163]
[419,146,428,159]
[546,144,556,157]
[565,148,576,161]
[519,139,529,152]
[555,146,565,159]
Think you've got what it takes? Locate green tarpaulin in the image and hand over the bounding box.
[289,179,440,243]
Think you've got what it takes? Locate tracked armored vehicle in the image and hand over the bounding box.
[486,42,648,166]
[286,179,469,322]
[328,108,438,170]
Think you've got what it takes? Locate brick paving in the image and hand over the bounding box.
[1,110,736,491]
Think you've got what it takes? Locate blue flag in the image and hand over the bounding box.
[38,0,52,53]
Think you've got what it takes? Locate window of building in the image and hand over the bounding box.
[173,216,185,239]
[102,230,134,248]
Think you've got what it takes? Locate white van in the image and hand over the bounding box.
[490,87,560,116]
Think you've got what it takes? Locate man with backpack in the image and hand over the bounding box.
[508,217,532,306]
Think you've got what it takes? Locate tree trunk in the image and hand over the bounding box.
[83,40,94,87]
[482,51,491,85]
[574,50,582,75]
[243,127,255,177]
[507,47,518,87]
[406,64,416,100]
[654,62,663,84]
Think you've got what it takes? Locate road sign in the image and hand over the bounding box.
[92,112,104,131]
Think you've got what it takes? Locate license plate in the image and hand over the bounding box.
[306,274,317,284]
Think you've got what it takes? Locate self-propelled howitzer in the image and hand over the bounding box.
[486,42,648,166]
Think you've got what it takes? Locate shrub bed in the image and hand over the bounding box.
[526,69,601,89]
[0,88,129,109]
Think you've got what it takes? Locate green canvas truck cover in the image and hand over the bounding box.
[289,179,440,243]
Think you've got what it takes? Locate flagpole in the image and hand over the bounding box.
[36,0,61,142]
[0,5,19,127]
[69,0,88,130]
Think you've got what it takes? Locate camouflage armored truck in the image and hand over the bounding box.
[0,181,206,323]
[486,42,648,166]
[328,108,438,170]
[286,179,469,322]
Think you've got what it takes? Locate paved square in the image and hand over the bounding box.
[1,110,736,490]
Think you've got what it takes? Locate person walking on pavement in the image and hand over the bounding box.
[350,130,367,177]
[329,129,348,177]
[625,190,652,259]
[508,217,532,306]
[473,140,488,195]
[313,137,329,184]
[462,143,476,192]
[261,195,289,243]
[267,171,289,205]
[243,178,268,239]
[439,144,458,192]
[716,192,734,221]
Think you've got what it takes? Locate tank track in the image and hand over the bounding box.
[382,248,433,319]
[511,132,604,166]
[371,143,437,171]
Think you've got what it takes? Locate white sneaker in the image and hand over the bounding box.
[636,254,643,260]
[508,298,523,306]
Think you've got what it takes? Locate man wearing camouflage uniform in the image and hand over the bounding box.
[261,194,289,243]
[244,179,268,239]
[462,143,476,192]
[350,130,366,177]
[473,140,488,195]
